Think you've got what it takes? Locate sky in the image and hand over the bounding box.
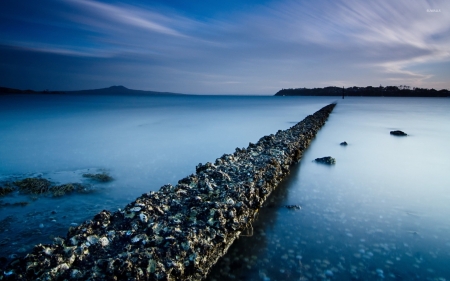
[0,0,449,95]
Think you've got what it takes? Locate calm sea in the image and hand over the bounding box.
[1,94,449,280]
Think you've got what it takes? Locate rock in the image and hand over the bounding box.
[340,141,348,146]
[390,130,407,136]
[0,185,14,197]
[315,156,336,165]
[0,103,337,281]
[4,177,92,198]
[285,205,301,210]
[82,172,113,182]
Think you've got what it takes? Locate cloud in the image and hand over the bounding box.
[334,0,450,75]
[0,0,198,57]
[274,0,450,80]
[3,41,118,58]
[222,0,450,87]
[63,0,186,37]
[1,0,449,93]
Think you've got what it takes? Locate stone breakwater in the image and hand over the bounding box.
[1,103,336,281]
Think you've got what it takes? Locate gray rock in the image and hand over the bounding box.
[1,103,337,281]
[390,130,407,136]
[315,156,336,165]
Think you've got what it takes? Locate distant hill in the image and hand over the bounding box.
[0,85,184,96]
[275,86,450,97]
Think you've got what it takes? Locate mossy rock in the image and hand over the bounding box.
[13,178,90,197]
[51,183,87,197]
[0,185,14,197]
[1,172,112,204]
[82,172,113,182]
[14,178,52,195]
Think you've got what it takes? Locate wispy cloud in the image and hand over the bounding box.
[334,0,450,79]
[264,0,450,81]
[0,0,449,93]
[64,0,186,37]
[3,40,118,58]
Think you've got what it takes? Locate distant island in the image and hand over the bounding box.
[275,86,449,97]
[0,85,183,96]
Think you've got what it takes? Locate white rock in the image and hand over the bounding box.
[139,213,148,223]
[98,237,109,247]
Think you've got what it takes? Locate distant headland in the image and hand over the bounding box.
[275,86,449,97]
[0,85,184,96]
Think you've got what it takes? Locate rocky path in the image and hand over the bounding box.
[1,103,336,281]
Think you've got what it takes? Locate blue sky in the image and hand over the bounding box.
[0,0,449,94]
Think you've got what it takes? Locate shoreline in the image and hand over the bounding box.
[1,103,336,280]
[275,86,450,97]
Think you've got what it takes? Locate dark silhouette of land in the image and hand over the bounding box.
[3,85,449,97]
[0,85,183,96]
[275,86,449,97]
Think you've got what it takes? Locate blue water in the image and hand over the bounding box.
[1,94,449,280]
[207,97,450,281]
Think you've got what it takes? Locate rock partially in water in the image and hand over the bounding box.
[315,156,336,165]
[0,185,14,197]
[390,130,407,136]
[51,183,88,197]
[340,141,348,146]
[0,201,29,208]
[14,178,52,195]
[82,172,113,182]
[0,173,103,201]
[0,103,336,281]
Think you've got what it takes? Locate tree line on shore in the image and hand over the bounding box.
[275,86,449,97]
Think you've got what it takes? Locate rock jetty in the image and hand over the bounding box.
[0,103,336,281]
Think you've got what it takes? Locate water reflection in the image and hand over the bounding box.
[207,97,450,281]
[0,94,331,261]
[208,160,450,280]
[207,163,301,281]
[1,96,449,280]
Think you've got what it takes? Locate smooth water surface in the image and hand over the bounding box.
[207,97,450,281]
[0,94,330,258]
[1,95,449,281]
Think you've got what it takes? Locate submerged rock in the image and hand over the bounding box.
[51,183,87,197]
[82,172,113,182]
[315,156,336,165]
[285,205,302,210]
[0,185,14,197]
[6,178,92,198]
[14,178,52,195]
[390,130,407,136]
[0,201,29,208]
[0,103,336,281]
